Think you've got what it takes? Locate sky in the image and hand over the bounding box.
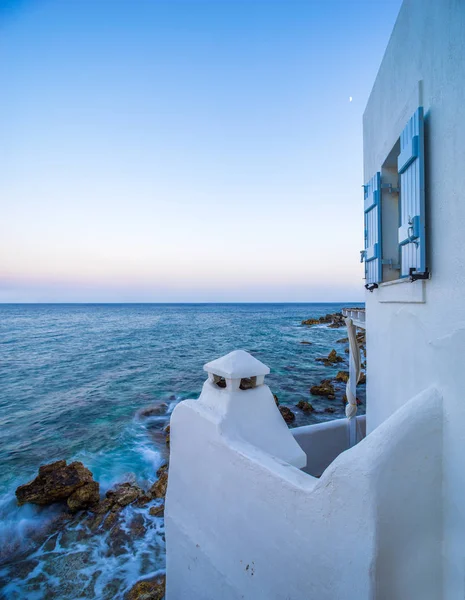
[0,0,402,303]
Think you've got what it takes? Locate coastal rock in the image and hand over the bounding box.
[273,394,280,406]
[150,465,169,499]
[125,575,166,600]
[67,481,100,512]
[137,403,168,418]
[278,405,296,424]
[343,394,363,406]
[335,371,349,383]
[301,318,320,326]
[15,460,97,507]
[149,503,165,518]
[296,400,314,413]
[359,372,366,384]
[300,340,312,345]
[105,482,144,508]
[336,337,349,344]
[310,380,335,398]
[324,407,336,413]
[315,349,344,366]
[164,424,170,448]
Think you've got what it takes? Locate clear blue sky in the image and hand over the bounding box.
[0,0,402,303]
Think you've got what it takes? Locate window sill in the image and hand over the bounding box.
[377,278,426,303]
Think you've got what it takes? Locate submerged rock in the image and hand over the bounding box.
[15,460,99,509]
[300,340,312,345]
[359,372,366,384]
[296,400,314,413]
[278,405,296,424]
[137,403,168,418]
[324,407,336,413]
[310,380,335,399]
[125,575,166,600]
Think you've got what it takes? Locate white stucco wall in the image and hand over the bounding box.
[363,1,465,597]
[165,373,442,599]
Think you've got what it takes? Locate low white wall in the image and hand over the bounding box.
[292,415,366,477]
[165,385,442,600]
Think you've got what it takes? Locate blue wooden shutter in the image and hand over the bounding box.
[364,171,382,284]
[398,107,426,277]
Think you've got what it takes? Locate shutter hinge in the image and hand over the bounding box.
[365,283,379,292]
[409,268,430,282]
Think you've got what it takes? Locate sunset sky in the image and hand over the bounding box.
[0,0,402,302]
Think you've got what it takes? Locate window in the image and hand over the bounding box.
[362,106,427,289]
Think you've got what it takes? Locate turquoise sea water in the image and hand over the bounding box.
[0,303,364,598]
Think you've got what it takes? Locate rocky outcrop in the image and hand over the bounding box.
[125,575,166,600]
[300,340,312,345]
[149,465,168,499]
[296,400,314,413]
[335,370,349,383]
[67,481,100,512]
[302,313,345,328]
[359,372,366,385]
[15,460,99,511]
[310,380,335,399]
[315,349,344,366]
[149,504,165,518]
[324,407,336,413]
[278,405,296,424]
[301,318,320,326]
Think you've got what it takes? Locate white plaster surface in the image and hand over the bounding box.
[165,366,442,599]
[363,1,465,596]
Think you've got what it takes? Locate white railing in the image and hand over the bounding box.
[342,307,366,329]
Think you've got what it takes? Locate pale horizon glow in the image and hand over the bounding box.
[0,0,402,303]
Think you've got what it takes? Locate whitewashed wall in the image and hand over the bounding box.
[363,1,465,597]
[165,378,442,600]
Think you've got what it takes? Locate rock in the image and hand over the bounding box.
[296,400,314,413]
[149,504,165,518]
[137,403,168,418]
[150,465,168,499]
[301,318,320,326]
[336,337,349,344]
[125,575,166,600]
[67,481,100,512]
[273,394,279,406]
[239,377,254,390]
[359,372,366,384]
[164,424,170,448]
[105,482,144,508]
[300,340,312,345]
[344,348,350,354]
[310,380,335,398]
[324,407,336,413]
[16,460,97,507]
[343,394,363,406]
[335,370,349,383]
[278,405,295,424]
[315,349,344,366]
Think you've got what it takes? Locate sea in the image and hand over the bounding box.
[0,302,364,599]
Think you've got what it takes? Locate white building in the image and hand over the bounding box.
[165,1,465,598]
